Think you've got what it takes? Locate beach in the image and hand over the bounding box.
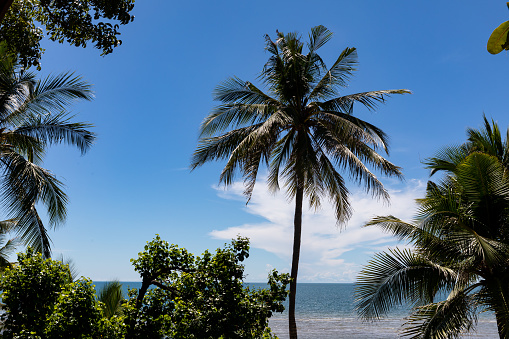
[269,316,498,338]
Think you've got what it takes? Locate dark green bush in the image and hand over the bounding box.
[0,237,289,339]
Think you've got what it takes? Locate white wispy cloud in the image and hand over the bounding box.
[210,178,426,282]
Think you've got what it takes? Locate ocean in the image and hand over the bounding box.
[93,282,499,338]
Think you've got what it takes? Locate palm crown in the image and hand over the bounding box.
[193,26,408,220]
[0,52,95,257]
[192,25,410,339]
[356,117,509,338]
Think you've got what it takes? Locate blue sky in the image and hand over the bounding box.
[21,1,509,282]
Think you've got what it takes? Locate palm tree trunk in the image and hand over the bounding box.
[496,316,509,339]
[484,276,509,339]
[495,300,509,338]
[493,278,509,339]
[289,185,303,339]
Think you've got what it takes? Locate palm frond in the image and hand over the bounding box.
[13,111,95,155]
[213,77,278,106]
[4,72,93,127]
[0,238,18,268]
[315,110,390,151]
[219,111,285,187]
[356,248,457,320]
[54,254,80,280]
[0,220,20,269]
[423,145,470,176]
[200,103,275,137]
[191,124,261,170]
[98,280,124,318]
[330,142,391,201]
[321,89,411,113]
[308,47,358,100]
[466,115,504,159]
[365,216,418,240]
[28,72,93,112]
[267,131,295,193]
[316,151,350,224]
[306,25,334,55]
[0,59,94,259]
[456,152,509,202]
[1,131,46,164]
[1,151,67,229]
[15,205,51,258]
[402,289,477,339]
[0,71,36,123]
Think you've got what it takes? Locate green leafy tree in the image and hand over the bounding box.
[45,278,104,338]
[0,50,95,257]
[355,118,509,338]
[124,235,290,339]
[191,25,409,338]
[1,250,122,338]
[1,237,287,338]
[0,248,73,337]
[0,0,136,69]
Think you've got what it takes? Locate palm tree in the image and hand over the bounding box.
[191,25,409,339]
[98,280,124,318]
[356,118,509,339]
[0,51,95,258]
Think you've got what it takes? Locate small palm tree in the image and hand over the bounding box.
[0,50,95,257]
[98,280,124,318]
[192,25,409,338]
[356,117,509,339]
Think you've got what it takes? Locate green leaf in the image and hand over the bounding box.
[487,20,509,54]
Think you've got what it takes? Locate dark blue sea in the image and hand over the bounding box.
[93,282,498,338]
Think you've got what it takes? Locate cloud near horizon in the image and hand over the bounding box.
[210,178,426,282]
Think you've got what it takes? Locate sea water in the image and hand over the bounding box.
[93,282,499,338]
[261,283,498,339]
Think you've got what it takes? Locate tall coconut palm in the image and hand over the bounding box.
[356,118,509,339]
[0,51,95,258]
[191,25,409,338]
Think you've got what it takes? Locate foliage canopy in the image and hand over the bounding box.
[125,235,290,338]
[0,236,289,338]
[0,0,135,69]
